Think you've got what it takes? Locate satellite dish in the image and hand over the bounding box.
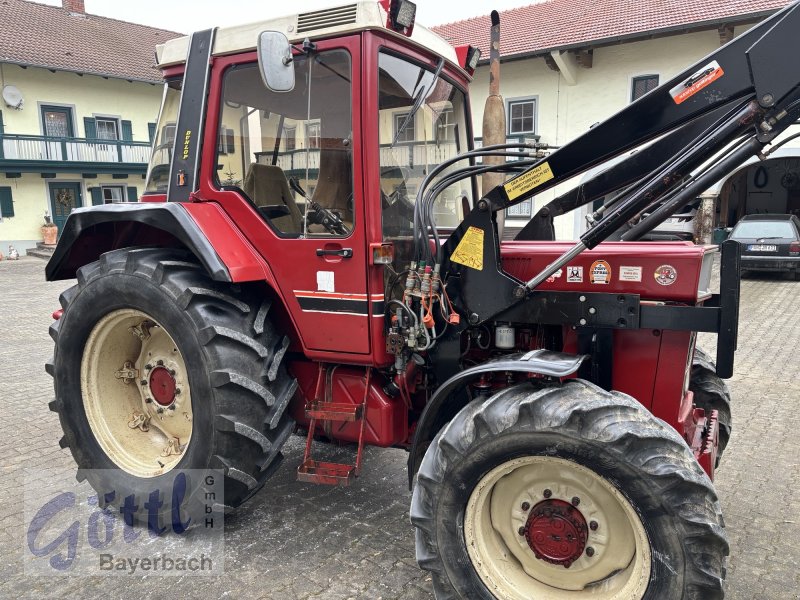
[2,86,24,110]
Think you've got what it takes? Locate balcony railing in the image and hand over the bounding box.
[0,133,151,164]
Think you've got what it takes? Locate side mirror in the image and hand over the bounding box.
[257,31,295,93]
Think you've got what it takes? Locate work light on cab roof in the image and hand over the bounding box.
[379,0,416,35]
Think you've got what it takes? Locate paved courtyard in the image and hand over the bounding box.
[0,255,798,599]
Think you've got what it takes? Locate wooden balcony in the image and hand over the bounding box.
[0,133,151,174]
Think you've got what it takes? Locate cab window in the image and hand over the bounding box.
[215,50,353,237]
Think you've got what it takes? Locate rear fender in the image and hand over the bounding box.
[407,350,587,486]
[46,202,275,288]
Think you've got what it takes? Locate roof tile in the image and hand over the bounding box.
[0,0,180,82]
[432,0,794,59]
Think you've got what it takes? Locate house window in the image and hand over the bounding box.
[631,75,659,102]
[101,186,125,204]
[41,106,74,138]
[96,118,119,140]
[161,123,176,147]
[435,108,455,144]
[218,126,235,155]
[306,122,321,149]
[507,199,533,218]
[393,112,415,142]
[508,99,536,135]
[284,126,296,151]
[0,186,14,218]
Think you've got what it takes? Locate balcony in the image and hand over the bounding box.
[0,133,151,174]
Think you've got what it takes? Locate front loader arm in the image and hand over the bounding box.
[480,0,800,222]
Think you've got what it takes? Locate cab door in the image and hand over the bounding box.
[207,37,371,356]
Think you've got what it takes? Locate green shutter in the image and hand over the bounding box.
[0,187,14,218]
[89,187,103,206]
[126,187,138,202]
[121,120,133,142]
[84,117,97,139]
[0,110,4,160]
[148,122,156,143]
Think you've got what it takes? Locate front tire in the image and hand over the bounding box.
[47,248,297,514]
[410,379,728,599]
[691,348,732,466]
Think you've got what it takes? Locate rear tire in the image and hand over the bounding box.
[411,379,728,599]
[47,248,297,516]
[691,347,732,466]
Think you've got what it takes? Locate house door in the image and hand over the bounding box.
[41,106,75,160]
[49,182,83,235]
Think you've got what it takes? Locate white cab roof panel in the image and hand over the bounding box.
[157,2,459,70]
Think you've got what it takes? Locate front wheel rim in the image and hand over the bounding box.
[80,309,193,478]
[464,456,651,599]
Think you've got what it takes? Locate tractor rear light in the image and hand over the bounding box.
[379,0,416,36]
[370,242,394,265]
[790,241,800,255]
[455,45,481,75]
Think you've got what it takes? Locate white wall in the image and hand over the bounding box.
[469,26,800,239]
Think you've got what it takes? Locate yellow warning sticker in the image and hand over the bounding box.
[503,161,555,201]
[451,226,484,271]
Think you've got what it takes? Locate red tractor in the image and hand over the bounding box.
[45,1,800,597]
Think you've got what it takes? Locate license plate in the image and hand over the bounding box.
[747,244,777,252]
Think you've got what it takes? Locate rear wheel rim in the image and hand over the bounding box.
[464,456,651,599]
[80,309,193,478]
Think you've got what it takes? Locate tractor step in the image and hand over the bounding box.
[305,402,364,422]
[297,365,371,486]
[297,458,356,486]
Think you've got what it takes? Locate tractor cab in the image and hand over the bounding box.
[144,1,476,359]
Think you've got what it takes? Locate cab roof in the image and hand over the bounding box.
[156,2,460,71]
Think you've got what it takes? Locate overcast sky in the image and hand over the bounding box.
[36,0,535,32]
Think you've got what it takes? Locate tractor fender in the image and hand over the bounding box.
[407,349,587,487]
[46,202,275,287]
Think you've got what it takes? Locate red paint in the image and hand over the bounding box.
[502,241,713,302]
[52,309,63,320]
[290,361,408,447]
[180,202,277,285]
[139,194,166,203]
[149,366,176,406]
[525,500,589,568]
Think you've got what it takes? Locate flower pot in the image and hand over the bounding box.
[42,225,58,245]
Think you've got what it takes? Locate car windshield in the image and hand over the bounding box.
[730,220,796,239]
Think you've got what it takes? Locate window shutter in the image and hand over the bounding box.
[126,186,138,202]
[0,187,14,218]
[0,109,4,135]
[225,128,235,154]
[84,117,97,139]
[89,187,103,206]
[121,120,133,142]
[148,122,156,143]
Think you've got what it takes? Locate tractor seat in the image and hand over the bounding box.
[243,164,304,234]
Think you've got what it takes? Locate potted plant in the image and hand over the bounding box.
[42,211,58,245]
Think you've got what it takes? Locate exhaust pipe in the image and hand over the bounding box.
[481,10,507,240]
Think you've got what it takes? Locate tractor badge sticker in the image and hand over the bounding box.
[669,60,724,105]
[589,260,611,284]
[655,264,678,286]
[546,269,563,283]
[567,266,583,283]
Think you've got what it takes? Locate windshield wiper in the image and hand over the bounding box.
[392,58,445,145]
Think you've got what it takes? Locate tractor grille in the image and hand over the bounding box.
[297,4,359,34]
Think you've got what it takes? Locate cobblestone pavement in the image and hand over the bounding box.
[0,256,798,599]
